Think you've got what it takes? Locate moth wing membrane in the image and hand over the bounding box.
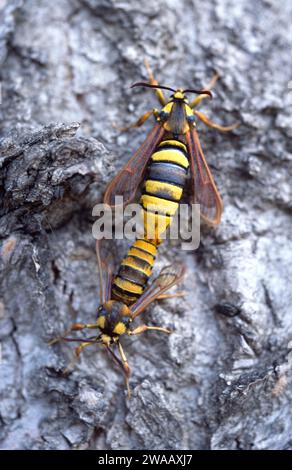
[186,128,223,225]
[95,240,113,303]
[130,265,186,318]
[104,124,165,207]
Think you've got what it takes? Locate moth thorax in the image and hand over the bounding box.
[96,300,131,337]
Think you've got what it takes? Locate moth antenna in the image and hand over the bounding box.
[183,89,213,99]
[131,82,176,93]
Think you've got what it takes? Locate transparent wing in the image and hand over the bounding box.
[103,124,165,207]
[186,128,223,225]
[130,265,186,318]
[95,240,113,303]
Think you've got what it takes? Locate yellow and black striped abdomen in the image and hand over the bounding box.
[140,139,189,241]
[111,239,157,305]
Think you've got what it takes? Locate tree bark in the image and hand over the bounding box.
[0,0,291,450]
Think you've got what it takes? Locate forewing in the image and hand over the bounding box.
[186,128,223,225]
[130,265,186,318]
[95,240,113,303]
[104,124,165,207]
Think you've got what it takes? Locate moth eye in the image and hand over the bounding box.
[160,111,169,120]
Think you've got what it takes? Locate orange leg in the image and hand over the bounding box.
[156,291,186,300]
[129,324,172,336]
[118,342,131,398]
[194,110,239,132]
[48,322,99,346]
[115,109,154,133]
[63,341,94,375]
[189,73,220,108]
[115,59,165,133]
[106,343,131,398]
[144,59,167,105]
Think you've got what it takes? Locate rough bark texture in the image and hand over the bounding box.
[0,0,292,450]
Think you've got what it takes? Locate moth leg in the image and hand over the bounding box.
[48,322,99,346]
[117,342,131,398]
[63,341,94,375]
[145,58,167,106]
[194,110,239,132]
[156,291,186,300]
[129,324,172,336]
[75,341,95,357]
[189,73,220,108]
[105,343,131,398]
[115,109,154,132]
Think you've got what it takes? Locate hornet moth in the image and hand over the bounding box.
[104,61,239,229]
[50,239,185,397]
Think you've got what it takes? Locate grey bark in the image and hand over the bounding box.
[0,0,292,450]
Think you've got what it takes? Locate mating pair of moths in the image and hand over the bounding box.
[52,63,238,396]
